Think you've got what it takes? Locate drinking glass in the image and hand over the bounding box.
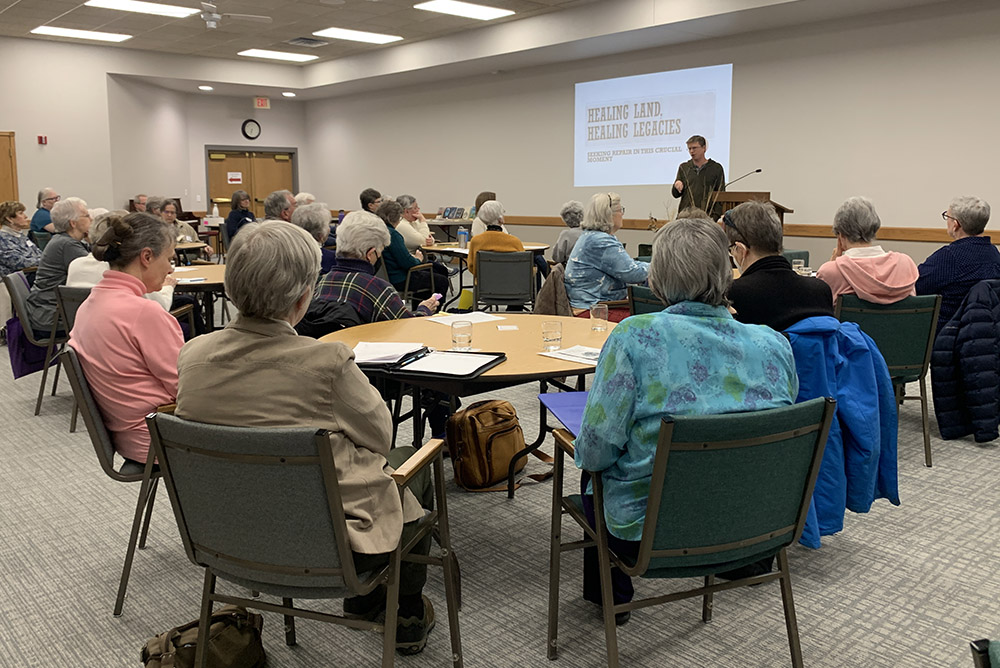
[791,259,805,274]
[542,321,562,352]
[451,320,473,351]
[590,303,608,331]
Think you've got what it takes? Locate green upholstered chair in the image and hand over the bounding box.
[626,284,663,316]
[835,294,941,466]
[547,397,836,668]
[970,638,993,667]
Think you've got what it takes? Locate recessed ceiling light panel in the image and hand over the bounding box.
[198,85,214,91]
[84,0,199,18]
[238,49,318,62]
[312,27,402,44]
[414,0,514,21]
[31,26,132,42]
[282,92,296,97]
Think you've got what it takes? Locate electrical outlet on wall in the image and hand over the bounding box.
[196,195,202,203]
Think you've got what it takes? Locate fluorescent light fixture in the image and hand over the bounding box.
[414,0,514,21]
[198,85,214,91]
[312,27,402,44]
[282,91,296,97]
[31,25,132,42]
[237,49,318,62]
[84,0,199,18]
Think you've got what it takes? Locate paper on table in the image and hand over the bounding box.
[429,311,505,326]
[400,351,501,376]
[497,325,518,331]
[539,345,602,364]
[176,277,206,284]
[353,341,424,364]
[172,266,198,273]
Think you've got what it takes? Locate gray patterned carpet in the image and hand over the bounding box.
[1,334,998,667]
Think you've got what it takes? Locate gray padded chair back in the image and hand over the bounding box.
[3,272,40,343]
[58,346,141,480]
[474,250,535,309]
[782,249,810,266]
[219,220,231,253]
[55,286,91,332]
[148,414,360,595]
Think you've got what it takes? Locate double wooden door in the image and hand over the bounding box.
[0,132,19,203]
[207,149,295,219]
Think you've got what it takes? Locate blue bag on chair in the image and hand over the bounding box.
[6,316,52,379]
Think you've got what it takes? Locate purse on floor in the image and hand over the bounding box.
[141,605,266,668]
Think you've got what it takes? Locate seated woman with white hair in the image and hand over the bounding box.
[564,192,648,322]
[573,217,798,621]
[175,221,438,654]
[551,200,584,265]
[395,194,435,253]
[291,202,337,276]
[816,196,918,304]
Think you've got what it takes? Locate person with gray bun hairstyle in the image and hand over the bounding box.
[68,212,182,466]
[816,196,918,305]
[551,200,584,265]
[573,217,798,622]
[916,195,1000,330]
[175,221,439,655]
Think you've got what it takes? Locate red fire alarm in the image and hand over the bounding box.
[37,136,48,145]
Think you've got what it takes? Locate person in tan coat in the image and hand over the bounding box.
[175,221,437,655]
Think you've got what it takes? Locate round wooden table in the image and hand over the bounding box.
[172,264,226,331]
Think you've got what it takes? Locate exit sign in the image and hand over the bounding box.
[254,96,270,109]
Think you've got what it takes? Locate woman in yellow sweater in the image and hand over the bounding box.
[467,200,524,275]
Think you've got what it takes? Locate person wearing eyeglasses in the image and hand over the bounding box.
[724,200,833,331]
[670,135,726,219]
[915,196,1000,330]
[30,187,60,234]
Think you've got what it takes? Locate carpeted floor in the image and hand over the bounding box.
[1,325,998,667]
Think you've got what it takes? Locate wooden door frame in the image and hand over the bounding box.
[1,131,19,201]
[204,145,299,209]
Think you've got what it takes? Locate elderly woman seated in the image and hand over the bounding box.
[175,221,438,654]
[467,201,524,276]
[816,196,918,304]
[551,200,584,265]
[377,200,450,296]
[291,202,337,276]
[69,212,183,466]
[0,200,43,279]
[395,194,435,253]
[573,217,799,622]
[224,189,256,241]
[564,192,648,322]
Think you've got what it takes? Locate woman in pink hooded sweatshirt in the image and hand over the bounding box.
[817,196,919,304]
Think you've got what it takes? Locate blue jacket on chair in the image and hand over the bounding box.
[930,279,1000,443]
[784,316,900,549]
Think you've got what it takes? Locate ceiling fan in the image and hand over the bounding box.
[199,2,273,29]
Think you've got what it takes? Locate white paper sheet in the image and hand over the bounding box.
[428,312,505,326]
[400,351,503,376]
[539,345,602,364]
[353,342,424,364]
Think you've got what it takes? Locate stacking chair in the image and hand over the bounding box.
[59,346,161,617]
[547,397,836,668]
[3,271,69,415]
[146,415,463,668]
[835,294,941,466]
[218,221,231,262]
[971,639,993,667]
[473,250,535,311]
[55,286,91,432]
[782,249,810,266]
[29,229,51,250]
[626,285,663,315]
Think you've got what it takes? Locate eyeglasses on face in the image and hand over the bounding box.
[43,196,60,203]
[941,211,958,223]
[723,210,746,248]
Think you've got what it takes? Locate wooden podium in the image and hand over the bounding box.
[713,191,794,223]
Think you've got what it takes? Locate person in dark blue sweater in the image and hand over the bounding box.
[225,189,256,240]
[916,196,1000,331]
[376,200,450,296]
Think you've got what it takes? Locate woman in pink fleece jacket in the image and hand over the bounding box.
[817,196,919,304]
[69,212,182,465]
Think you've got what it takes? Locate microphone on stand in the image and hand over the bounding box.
[724,168,762,189]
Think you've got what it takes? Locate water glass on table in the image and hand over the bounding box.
[791,259,805,274]
[542,321,562,351]
[590,303,608,331]
[451,320,473,351]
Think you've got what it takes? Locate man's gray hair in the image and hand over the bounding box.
[291,202,330,243]
[145,195,168,215]
[51,197,88,233]
[36,187,56,208]
[264,189,294,220]
[225,221,320,320]
[648,218,732,307]
[950,195,991,236]
[478,200,504,225]
[724,200,783,255]
[559,200,584,228]
[832,196,881,244]
[294,192,316,207]
[581,192,621,233]
[396,194,417,210]
[336,211,390,259]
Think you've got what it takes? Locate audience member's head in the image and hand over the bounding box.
[160,199,179,226]
[559,200,584,228]
[649,217,731,307]
[833,196,881,245]
[230,189,250,211]
[145,195,168,217]
[90,209,129,244]
[291,202,331,244]
[264,189,296,221]
[676,206,710,220]
[51,197,91,235]
[581,192,622,234]
[88,208,108,222]
[336,211,391,262]
[92,212,174,280]
[1,201,28,230]
[227,222,261,256]
[475,191,496,212]
[225,221,320,323]
[294,192,316,207]
[478,200,504,229]
[133,194,148,212]
[360,188,383,213]
[377,200,404,227]
[946,196,991,237]
[36,187,59,211]
[723,200,783,259]
[396,194,421,222]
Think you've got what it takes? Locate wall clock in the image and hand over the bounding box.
[241,119,261,140]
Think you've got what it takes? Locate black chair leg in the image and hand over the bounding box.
[702,575,714,622]
[138,478,158,549]
[282,598,297,646]
[195,571,216,668]
[777,549,804,668]
[69,399,79,433]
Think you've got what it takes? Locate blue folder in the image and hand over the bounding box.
[538,391,589,437]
